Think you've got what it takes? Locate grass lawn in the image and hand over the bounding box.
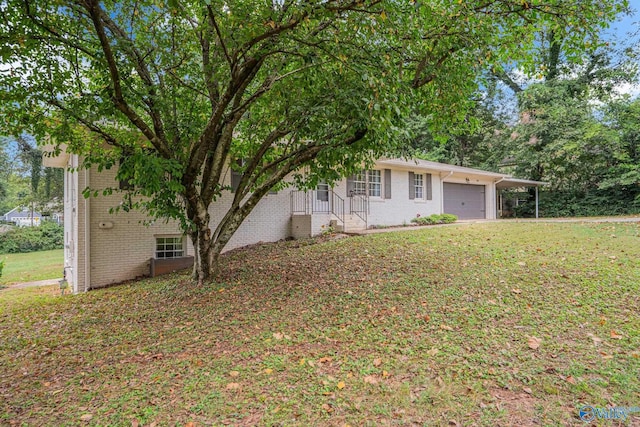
[0,222,638,426]
[0,249,64,286]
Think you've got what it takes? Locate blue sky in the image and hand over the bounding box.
[603,6,640,98]
[603,4,639,42]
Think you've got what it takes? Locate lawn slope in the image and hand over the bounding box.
[0,222,638,426]
[0,249,63,285]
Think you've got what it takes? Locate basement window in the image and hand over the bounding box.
[155,236,185,259]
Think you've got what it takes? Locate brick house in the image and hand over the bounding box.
[43,147,543,293]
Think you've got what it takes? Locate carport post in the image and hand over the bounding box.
[535,186,539,218]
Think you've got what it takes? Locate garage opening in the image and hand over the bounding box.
[443,183,486,219]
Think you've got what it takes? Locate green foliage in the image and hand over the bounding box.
[515,188,640,218]
[0,0,626,276]
[0,221,64,254]
[411,214,458,225]
[0,258,4,279]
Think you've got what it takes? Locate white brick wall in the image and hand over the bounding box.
[69,157,500,291]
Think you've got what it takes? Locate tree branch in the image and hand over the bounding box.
[83,0,172,158]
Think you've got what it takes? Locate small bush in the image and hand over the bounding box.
[0,221,64,254]
[410,213,458,226]
[437,213,458,224]
[0,259,4,279]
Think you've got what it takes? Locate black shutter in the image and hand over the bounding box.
[231,159,242,193]
[408,172,415,200]
[384,169,391,199]
[426,173,432,200]
[346,175,355,197]
[231,171,241,193]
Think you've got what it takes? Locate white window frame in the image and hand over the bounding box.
[414,173,424,200]
[368,170,381,197]
[353,171,367,196]
[316,180,330,201]
[155,236,185,259]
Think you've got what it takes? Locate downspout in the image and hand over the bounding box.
[84,168,91,292]
[535,186,539,219]
[440,171,454,214]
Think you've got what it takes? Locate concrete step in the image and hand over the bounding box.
[330,216,366,233]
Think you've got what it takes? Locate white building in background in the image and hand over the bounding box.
[2,206,42,227]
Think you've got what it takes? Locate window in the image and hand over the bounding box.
[352,171,367,196]
[348,170,382,197]
[414,173,423,199]
[409,172,432,200]
[317,181,329,202]
[155,236,184,259]
[368,170,381,197]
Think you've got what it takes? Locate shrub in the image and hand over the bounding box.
[513,188,640,218]
[438,213,458,224]
[0,259,4,279]
[0,221,64,254]
[410,213,458,226]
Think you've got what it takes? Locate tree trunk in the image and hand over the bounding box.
[184,188,215,285]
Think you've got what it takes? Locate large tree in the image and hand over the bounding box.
[0,0,626,282]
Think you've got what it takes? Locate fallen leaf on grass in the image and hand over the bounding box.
[373,358,382,367]
[337,381,345,390]
[80,414,93,422]
[523,387,532,394]
[318,356,333,363]
[587,333,602,345]
[226,383,241,390]
[439,324,453,331]
[527,336,541,350]
[600,352,613,360]
[322,403,333,413]
[363,375,378,385]
[273,332,284,340]
[610,330,624,340]
[229,371,239,377]
[565,376,577,385]
[426,348,439,356]
[511,289,522,294]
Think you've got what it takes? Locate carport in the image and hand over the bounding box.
[495,178,547,218]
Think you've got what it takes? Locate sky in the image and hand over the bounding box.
[602,5,640,98]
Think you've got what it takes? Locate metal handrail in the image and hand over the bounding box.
[331,191,345,224]
[350,194,368,225]
[290,190,310,215]
[290,190,345,225]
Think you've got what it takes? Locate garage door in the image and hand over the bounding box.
[443,183,486,219]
